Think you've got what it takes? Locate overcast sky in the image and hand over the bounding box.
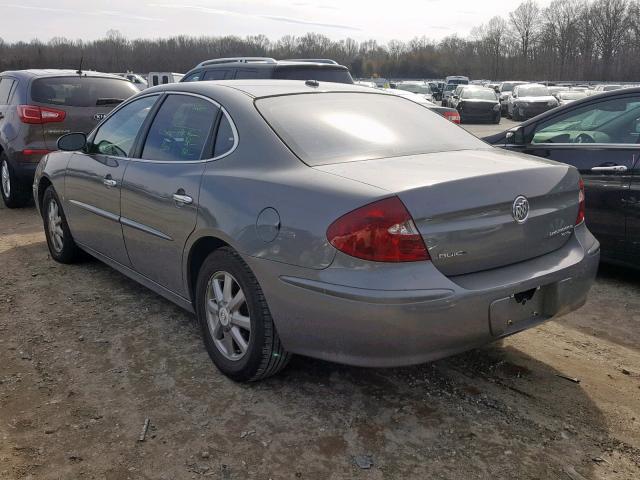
[0,0,555,44]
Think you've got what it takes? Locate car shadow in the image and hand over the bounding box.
[0,239,633,480]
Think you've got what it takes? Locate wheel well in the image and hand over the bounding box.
[187,236,230,302]
[37,176,52,215]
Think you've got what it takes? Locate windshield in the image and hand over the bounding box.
[396,83,431,95]
[31,77,139,107]
[517,86,549,97]
[273,66,353,84]
[559,91,587,100]
[463,89,497,100]
[500,82,524,92]
[447,79,468,85]
[256,92,486,165]
[444,84,457,92]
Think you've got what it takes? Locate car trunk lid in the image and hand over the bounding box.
[315,148,580,276]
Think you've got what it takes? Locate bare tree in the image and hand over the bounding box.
[509,0,541,60]
[590,0,630,79]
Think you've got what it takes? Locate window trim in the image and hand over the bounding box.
[129,91,239,164]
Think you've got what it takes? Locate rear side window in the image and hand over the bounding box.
[214,114,236,157]
[142,94,219,162]
[256,92,486,165]
[0,78,16,104]
[203,69,233,80]
[273,66,353,84]
[31,77,138,107]
[183,72,203,82]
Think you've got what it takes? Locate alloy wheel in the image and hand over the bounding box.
[205,271,251,361]
[1,160,10,198]
[47,199,64,253]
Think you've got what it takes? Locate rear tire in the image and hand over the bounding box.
[196,247,291,382]
[1,154,32,208]
[42,186,82,263]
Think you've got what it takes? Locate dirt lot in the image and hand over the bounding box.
[1,200,639,480]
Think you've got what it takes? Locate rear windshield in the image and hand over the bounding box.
[517,86,549,97]
[256,92,486,165]
[273,66,353,84]
[396,83,431,95]
[31,77,139,107]
[462,88,498,100]
[559,91,587,100]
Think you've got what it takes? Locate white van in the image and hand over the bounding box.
[148,72,185,87]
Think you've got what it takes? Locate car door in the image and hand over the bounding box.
[0,77,17,143]
[505,93,640,261]
[624,156,640,264]
[120,93,222,297]
[64,94,160,266]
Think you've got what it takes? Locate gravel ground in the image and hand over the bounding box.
[1,172,639,479]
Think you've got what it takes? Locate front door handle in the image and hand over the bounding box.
[103,176,117,187]
[172,193,193,206]
[591,165,628,172]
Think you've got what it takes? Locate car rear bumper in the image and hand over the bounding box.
[246,223,600,367]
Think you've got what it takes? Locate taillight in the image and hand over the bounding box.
[443,111,461,124]
[17,105,66,124]
[327,196,430,262]
[576,178,585,225]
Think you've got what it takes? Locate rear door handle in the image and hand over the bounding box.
[591,165,628,172]
[103,176,117,187]
[172,193,193,206]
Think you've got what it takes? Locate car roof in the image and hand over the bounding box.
[144,79,376,99]
[0,69,127,80]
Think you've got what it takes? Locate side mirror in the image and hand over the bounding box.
[506,126,526,146]
[57,132,87,151]
[453,95,459,99]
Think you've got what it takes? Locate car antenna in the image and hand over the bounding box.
[76,55,84,76]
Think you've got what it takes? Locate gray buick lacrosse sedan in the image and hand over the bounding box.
[33,80,600,381]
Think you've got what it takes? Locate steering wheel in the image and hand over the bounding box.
[574,133,595,144]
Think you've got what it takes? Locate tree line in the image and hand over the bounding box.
[0,0,638,82]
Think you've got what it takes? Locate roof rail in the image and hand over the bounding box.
[283,58,339,65]
[196,57,277,68]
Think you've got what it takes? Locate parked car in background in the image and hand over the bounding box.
[429,81,444,101]
[382,88,460,123]
[507,83,558,120]
[445,75,469,85]
[33,79,598,381]
[548,86,568,97]
[0,69,138,207]
[588,84,623,96]
[556,90,588,106]
[148,72,184,86]
[394,81,434,102]
[182,57,353,84]
[116,72,148,90]
[441,83,458,107]
[449,86,500,124]
[484,86,640,268]
[497,81,527,115]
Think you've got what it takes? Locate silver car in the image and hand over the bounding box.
[33,80,600,382]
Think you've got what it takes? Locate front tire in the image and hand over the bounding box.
[42,186,82,263]
[196,247,290,382]
[1,154,32,208]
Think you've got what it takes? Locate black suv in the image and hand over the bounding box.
[0,69,139,207]
[181,57,354,84]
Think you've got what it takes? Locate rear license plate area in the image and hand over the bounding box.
[489,286,552,337]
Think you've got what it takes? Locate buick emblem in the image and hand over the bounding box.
[512,195,530,224]
[94,113,106,121]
